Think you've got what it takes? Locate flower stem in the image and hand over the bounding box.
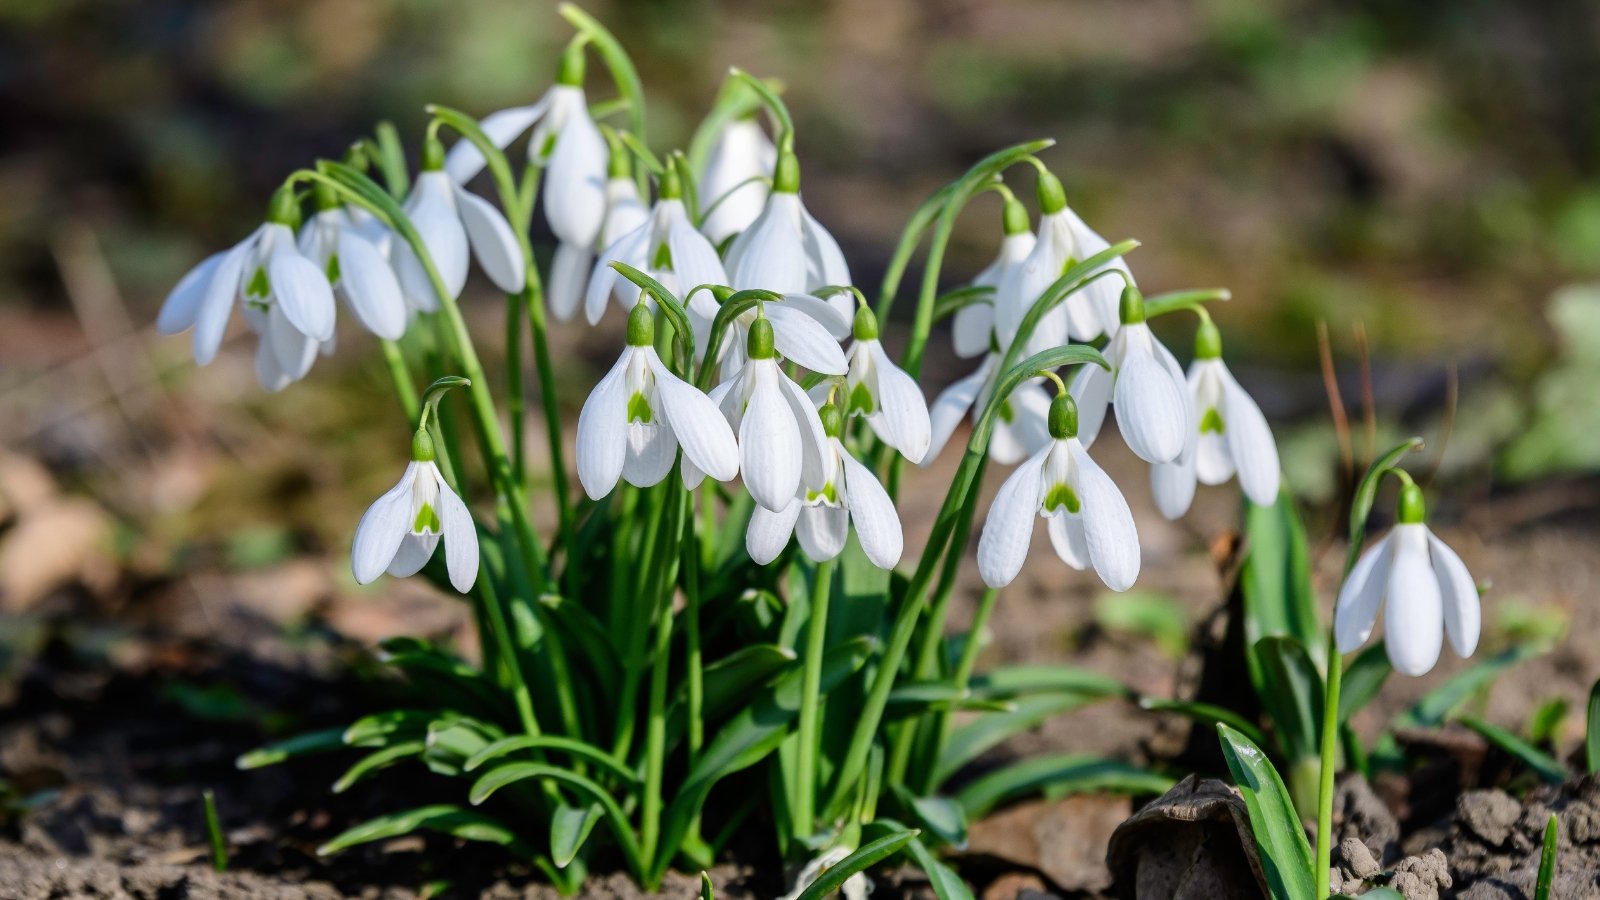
[506,292,526,482]
[793,558,836,841]
[1315,629,1343,900]
[640,487,687,865]
[379,338,419,423]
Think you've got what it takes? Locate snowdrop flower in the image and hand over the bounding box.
[747,401,903,569]
[1070,287,1191,464]
[576,150,651,320]
[699,115,776,245]
[954,197,1035,359]
[925,348,1052,466]
[576,303,739,498]
[1150,319,1281,518]
[779,844,869,900]
[994,170,1126,357]
[443,44,605,320]
[978,393,1139,591]
[157,186,335,385]
[351,420,478,594]
[1335,482,1481,676]
[724,150,853,320]
[296,183,408,341]
[392,138,526,314]
[584,165,726,331]
[714,292,849,383]
[839,306,931,463]
[696,317,831,511]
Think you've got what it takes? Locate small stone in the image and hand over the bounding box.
[1340,837,1382,879]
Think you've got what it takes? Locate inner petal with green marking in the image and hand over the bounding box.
[1200,406,1225,434]
[412,502,441,535]
[1042,481,1081,515]
[325,253,341,283]
[627,391,655,425]
[651,241,672,271]
[805,481,839,506]
[846,381,875,416]
[246,266,271,300]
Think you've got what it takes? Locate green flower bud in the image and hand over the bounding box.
[773,150,801,194]
[819,402,844,438]
[852,305,879,342]
[265,184,301,228]
[420,134,446,172]
[411,428,436,463]
[748,316,776,360]
[1194,317,1223,360]
[1036,169,1067,216]
[1119,285,1146,326]
[627,302,655,347]
[1047,392,1078,440]
[1003,197,1031,236]
[1397,482,1426,524]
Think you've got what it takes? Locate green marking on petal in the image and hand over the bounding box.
[1200,406,1225,435]
[651,241,672,271]
[847,382,875,417]
[413,503,442,534]
[1043,482,1081,515]
[806,481,839,505]
[246,266,271,299]
[325,253,341,284]
[627,391,655,424]
[540,132,559,159]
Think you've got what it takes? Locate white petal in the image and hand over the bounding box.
[952,302,994,359]
[396,179,470,309]
[1385,525,1443,676]
[444,99,549,183]
[543,91,607,246]
[799,199,851,290]
[991,381,1052,465]
[267,303,319,381]
[434,465,480,593]
[782,293,852,339]
[1335,534,1393,654]
[777,371,831,492]
[652,355,739,481]
[453,184,526,293]
[729,195,807,293]
[796,505,849,562]
[746,500,801,564]
[701,119,775,244]
[622,422,677,487]
[254,337,291,393]
[838,446,902,569]
[335,230,407,340]
[267,245,336,344]
[586,225,649,324]
[976,444,1050,589]
[158,251,224,334]
[1151,441,1198,520]
[925,365,986,466]
[1114,339,1188,463]
[741,369,804,510]
[1046,512,1090,571]
[351,462,416,583]
[1069,363,1112,450]
[1428,530,1481,659]
[545,241,593,322]
[1068,442,1140,591]
[865,343,931,463]
[387,532,440,578]
[601,177,650,248]
[192,235,256,366]
[665,203,728,308]
[1220,368,1281,506]
[766,304,847,375]
[575,351,632,499]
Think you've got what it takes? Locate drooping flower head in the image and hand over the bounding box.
[954,195,1035,359]
[1335,482,1482,676]
[724,149,853,321]
[296,179,409,343]
[576,302,740,498]
[925,342,1053,467]
[1070,286,1192,465]
[699,115,776,245]
[839,305,931,463]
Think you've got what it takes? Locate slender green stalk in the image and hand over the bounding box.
[477,568,542,738]
[1315,630,1343,900]
[641,488,687,865]
[614,484,667,759]
[379,338,419,423]
[684,492,706,761]
[930,586,1001,786]
[506,292,526,482]
[793,559,836,840]
[202,790,227,872]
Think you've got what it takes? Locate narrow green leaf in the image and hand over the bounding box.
[1337,642,1392,725]
[316,805,536,860]
[1454,715,1567,783]
[892,785,968,849]
[235,727,347,769]
[698,644,798,717]
[1536,813,1559,900]
[1240,491,1322,698]
[1137,697,1270,750]
[794,830,919,900]
[700,871,715,900]
[1586,679,1600,775]
[866,819,973,900]
[1345,438,1425,573]
[966,664,1128,700]
[469,764,645,877]
[343,709,437,747]
[332,741,427,793]
[954,753,1173,820]
[1216,724,1316,900]
[1253,636,1323,762]
[935,694,1099,788]
[551,803,603,869]
[462,735,639,783]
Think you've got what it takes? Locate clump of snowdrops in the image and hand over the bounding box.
[160,6,1497,896]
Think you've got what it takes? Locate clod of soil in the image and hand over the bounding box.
[1437,776,1600,898]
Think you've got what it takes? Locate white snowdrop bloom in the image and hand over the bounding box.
[925,351,1052,466]
[693,317,831,511]
[1334,484,1481,676]
[724,151,853,320]
[157,187,335,381]
[747,402,903,569]
[584,169,726,332]
[779,844,869,900]
[351,435,478,594]
[699,116,776,245]
[392,144,526,314]
[599,176,649,256]
[978,394,1139,591]
[443,48,605,320]
[1150,320,1281,518]
[1069,287,1190,465]
[714,292,850,383]
[955,199,1035,359]
[839,306,931,463]
[575,304,740,498]
[296,189,408,341]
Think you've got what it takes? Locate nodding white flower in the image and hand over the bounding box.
[779,844,870,900]
[1335,484,1481,676]
[955,199,1036,359]
[835,306,931,463]
[584,168,726,332]
[575,304,739,498]
[296,190,408,342]
[1070,287,1190,465]
[747,402,903,569]
[157,187,335,383]
[724,150,853,321]
[978,394,1139,591]
[443,49,605,320]
[1151,321,1281,518]
[570,173,652,322]
[994,171,1124,357]
[694,317,831,511]
[699,116,776,245]
[715,293,849,383]
[393,144,525,315]
[351,435,478,594]
[925,352,1052,466]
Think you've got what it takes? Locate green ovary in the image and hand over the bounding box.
[1200,407,1225,434]
[1043,482,1081,514]
[627,392,655,424]
[413,503,442,534]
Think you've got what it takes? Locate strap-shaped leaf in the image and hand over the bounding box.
[235,727,346,770]
[469,764,645,877]
[935,694,1101,788]
[1253,636,1323,763]
[954,753,1173,819]
[966,664,1129,699]
[463,735,639,783]
[1588,679,1600,775]
[1239,491,1323,696]
[1454,715,1567,784]
[865,818,973,900]
[891,785,968,849]
[1137,697,1270,750]
[1216,724,1315,900]
[333,740,427,793]
[317,804,537,860]
[794,829,920,900]
[551,802,603,869]
[343,709,438,747]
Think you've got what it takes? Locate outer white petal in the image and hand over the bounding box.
[865,343,931,463]
[838,446,903,568]
[1335,534,1393,654]
[925,364,986,466]
[601,177,650,248]
[741,369,804,510]
[387,533,440,578]
[267,303,319,381]
[1070,442,1140,591]
[254,337,291,393]
[1061,206,1128,338]
[396,179,470,309]
[266,242,336,344]
[700,119,775,244]
[622,422,677,487]
[575,351,632,499]
[452,184,526,293]
[976,444,1050,589]
[1069,363,1113,450]
[730,194,807,293]
[746,500,801,565]
[351,462,416,584]
[665,203,728,306]
[651,354,739,481]
[1220,368,1281,506]
[1385,525,1443,676]
[434,465,480,593]
[951,302,994,359]
[1114,338,1187,463]
[158,251,224,334]
[543,89,607,246]
[683,380,735,489]
[192,234,257,366]
[777,372,831,492]
[781,293,852,339]
[336,230,408,340]
[1428,530,1481,659]
[549,241,592,323]
[767,304,848,375]
[991,381,1053,465]
[796,505,849,562]
[1151,439,1198,520]
[798,199,851,290]
[587,224,650,324]
[444,99,549,183]
[1046,512,1090,571]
